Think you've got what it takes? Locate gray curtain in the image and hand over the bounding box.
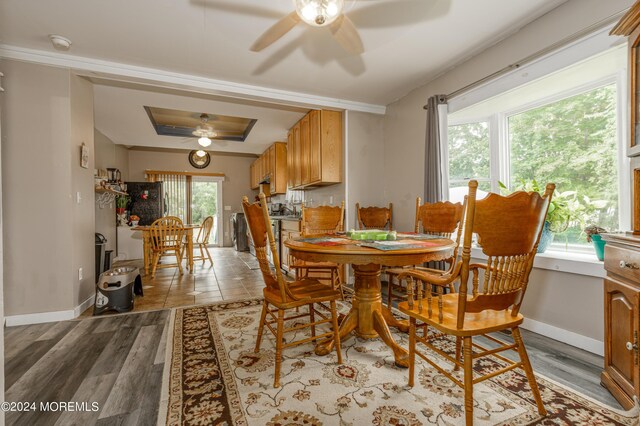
[424,95,448,203]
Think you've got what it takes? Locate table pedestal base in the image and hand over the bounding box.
[315,263,410,367]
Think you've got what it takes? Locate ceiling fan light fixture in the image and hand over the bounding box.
[198,137,212,147]
[294,0,344,27]
[196,149,206,157]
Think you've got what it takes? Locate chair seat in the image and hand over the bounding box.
[264,278,342,308]
[398,293,523,337]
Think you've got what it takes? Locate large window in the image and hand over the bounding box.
[508,84,619,246]
[448,78,624,252]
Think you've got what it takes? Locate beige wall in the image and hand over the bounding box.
[1,60,83,316]
[345,111,386,229]
[70,74,96,307]
[127,149,256,247]
[381,0,634,345]
[94,129,129,252]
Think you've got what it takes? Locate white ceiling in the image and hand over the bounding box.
[93,81,307,154]
[0,0,569,106]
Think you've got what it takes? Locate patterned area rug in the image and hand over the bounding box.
[159,298,639,425]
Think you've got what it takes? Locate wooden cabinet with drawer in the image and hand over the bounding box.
[601,233,640,409]
[280,219,301,273]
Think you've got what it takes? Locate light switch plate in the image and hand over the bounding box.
[76,192,82,204]
[78,267,83,280]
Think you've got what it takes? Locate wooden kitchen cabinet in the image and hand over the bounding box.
[287,109,342,190]
[601,233,640,409]
[248,142,288,194]
[280,219,301,273]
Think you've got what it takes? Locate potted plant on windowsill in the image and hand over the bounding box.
[584,225,607,261]
[499,180,571,253]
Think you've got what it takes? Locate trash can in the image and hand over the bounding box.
[95,233,107,283]
[104,250,114,272]
[94,266,141,315]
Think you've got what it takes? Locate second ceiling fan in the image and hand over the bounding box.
[250,0,364,55]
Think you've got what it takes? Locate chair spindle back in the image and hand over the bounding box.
[196,216,214,244]
[408,181,554,329]
[356,203,393,230]
[301,202,345,236]
[149,216,184,250]
[242,194,289,301]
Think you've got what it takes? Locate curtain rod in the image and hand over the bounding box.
[422,8,628,110]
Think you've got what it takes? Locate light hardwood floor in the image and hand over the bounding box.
[4,248,622,425]
[81,248,265,316]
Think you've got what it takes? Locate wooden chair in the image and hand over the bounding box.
[242,194,342,388]
[356,202,393,230]
[396,180,554,425]
[288,202,345,296]
[182,216,215,266]
[385,197,465,307]
[149,216,185,278]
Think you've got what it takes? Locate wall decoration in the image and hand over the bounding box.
[80,143,89,168]
[189,150,211,169]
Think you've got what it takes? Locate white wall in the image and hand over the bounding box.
[382,0,634,349]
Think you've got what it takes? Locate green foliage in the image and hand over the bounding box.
[448,122,490,181]
[116,195,129,209]
[508,84,618,245]
[191,181,218,225]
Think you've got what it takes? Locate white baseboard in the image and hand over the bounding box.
[6,294,95,327]
[521,317,604,356]
[74,294,95,317]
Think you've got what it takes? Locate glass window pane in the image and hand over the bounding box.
[508,84,619,246]
[448,122,490,181]
[191,180,219,244]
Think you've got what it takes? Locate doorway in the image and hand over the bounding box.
[190,176,223,246]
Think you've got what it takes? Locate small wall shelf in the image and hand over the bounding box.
[95,187,128,208]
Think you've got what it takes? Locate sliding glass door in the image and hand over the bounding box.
[151,173,223,247]
[191,177,222,246]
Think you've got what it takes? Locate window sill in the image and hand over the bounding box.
[470,247,605,279]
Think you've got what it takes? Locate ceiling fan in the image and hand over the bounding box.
[192,113,217,148]
[251,0,364,55]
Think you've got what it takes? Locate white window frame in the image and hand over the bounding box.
[447,73,629,255]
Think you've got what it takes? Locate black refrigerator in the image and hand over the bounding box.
[126,182,165,225]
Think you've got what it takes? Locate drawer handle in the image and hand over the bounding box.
[619,260,639,269]
[626,341,638,351]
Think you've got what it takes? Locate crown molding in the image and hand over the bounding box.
[0,44,386,115]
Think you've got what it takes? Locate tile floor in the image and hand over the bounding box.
[82,248,265,317]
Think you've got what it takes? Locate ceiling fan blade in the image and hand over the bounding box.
[250,11,301,52]
[330,15,364,55]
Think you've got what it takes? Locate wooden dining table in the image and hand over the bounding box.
[285,235,455,367]
[133,224,201,275]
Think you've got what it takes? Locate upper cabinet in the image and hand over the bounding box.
[250,142,288,194]
[287,110,342,190]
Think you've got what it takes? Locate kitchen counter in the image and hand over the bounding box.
[271,215,301,220]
